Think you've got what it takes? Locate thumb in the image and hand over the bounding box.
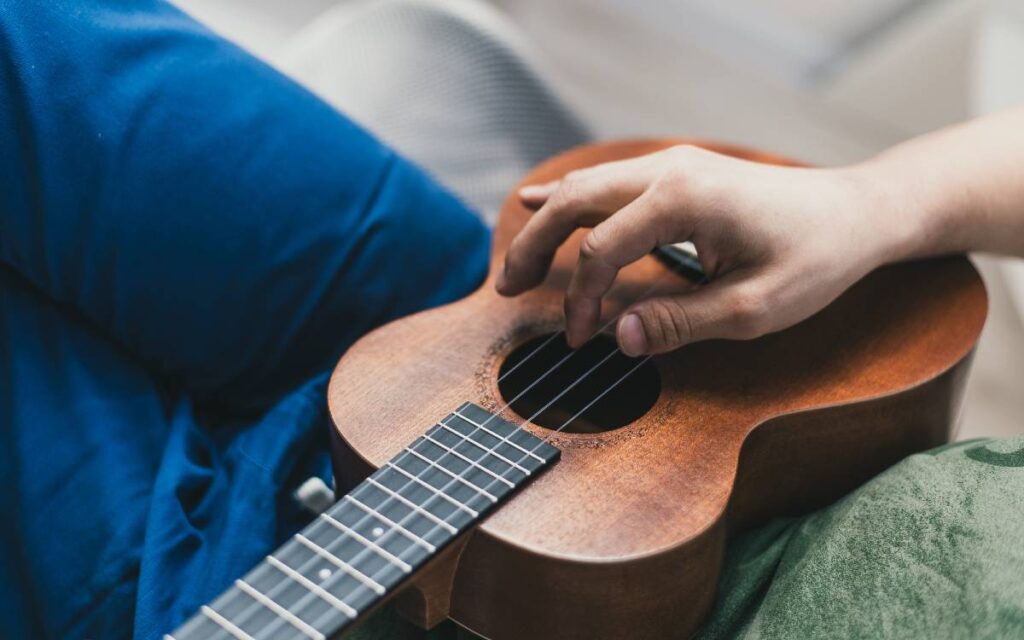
[616,280,769,356]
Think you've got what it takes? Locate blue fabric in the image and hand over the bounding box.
[0,1,490,638]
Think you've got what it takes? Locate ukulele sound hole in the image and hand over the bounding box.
[497,333,661,434]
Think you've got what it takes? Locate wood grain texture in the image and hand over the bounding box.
[328,140,987,639]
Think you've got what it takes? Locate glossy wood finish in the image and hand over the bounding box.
[328,140,987,639]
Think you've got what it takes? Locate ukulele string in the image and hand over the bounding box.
[244,266,686,635]
[308,337,647,634]
[495,330,561,383]
[496,262,680,388]
[254,266,688,636]
[297,291,683,631]
[538,355,653,445]
[294,340,623,633]
[246,274,673,637]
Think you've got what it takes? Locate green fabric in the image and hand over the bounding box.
[349,436,1024,639]
[697,435,1024,639]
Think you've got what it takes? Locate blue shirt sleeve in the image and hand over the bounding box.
[0,0,490,411]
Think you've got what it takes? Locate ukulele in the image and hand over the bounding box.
[169,140,987,640]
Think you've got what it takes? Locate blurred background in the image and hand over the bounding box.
[173,0,1024,441]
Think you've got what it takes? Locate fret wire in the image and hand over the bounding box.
[304,408,559,637]
[365,476,459,535]
[421,432,516,488]
[452,408,546,464]
[174,403,562,640]
[431,425,521,482]
[452,405,557,473]
[319,512,414,572]
[234,579,325,640]
[343,493,437,551]
[383,462,479,519]
[266,555,358,619]
[293,533,386,595]
[201,605,254,640]
[177,275,669,639]
[437,420,531,476]
[262,277,665,638]
[226,545,339,640]
[263,508,419,638]
[403,445,498,502]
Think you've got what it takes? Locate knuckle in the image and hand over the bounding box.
[553,173,586,208]
[645,176,688,234]
[670,143,713,160]
[660,145,716,192]
[660,163,689,184]
[648,178,681,215]
[564,286,589,308]
[667,144,698,161]
[652,165,693,206]
[665,144,711,169]
[563,169,589,183]
[579,230,605,262]
[643,298,690,349]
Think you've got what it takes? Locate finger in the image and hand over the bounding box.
[499,156,665,296]
[616,275,772,356]
[518,181,559,209]
[517,153,666,210]
[563,187,685,346]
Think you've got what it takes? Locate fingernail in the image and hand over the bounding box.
[618,314,647,357]
[519,183,555,201]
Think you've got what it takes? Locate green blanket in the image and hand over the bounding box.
[350,436,1024,639]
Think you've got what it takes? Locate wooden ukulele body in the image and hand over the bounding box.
[327,140,987,639]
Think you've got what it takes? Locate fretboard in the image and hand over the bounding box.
[167,402,560,640]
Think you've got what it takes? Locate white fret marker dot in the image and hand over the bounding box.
[372,526,385,538]
[318,568,332,580]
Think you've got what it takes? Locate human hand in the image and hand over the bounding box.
[495,145,907,356]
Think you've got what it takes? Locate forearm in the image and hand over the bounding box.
[853,107,1024,263]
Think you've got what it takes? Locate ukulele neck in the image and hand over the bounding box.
[168,403,560,640]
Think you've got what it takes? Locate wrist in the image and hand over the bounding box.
[839,157,945,267]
